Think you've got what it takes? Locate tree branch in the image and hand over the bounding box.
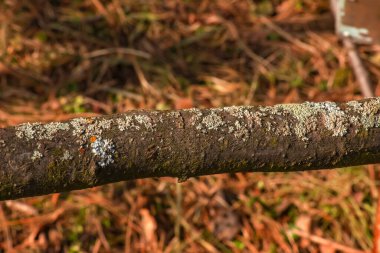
[2,98,380,200]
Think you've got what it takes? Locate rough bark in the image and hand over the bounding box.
[1,98,380,200]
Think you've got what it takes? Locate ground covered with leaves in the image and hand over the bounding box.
[0,0,379,252]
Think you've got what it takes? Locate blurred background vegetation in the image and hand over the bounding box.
[0,0,379,252]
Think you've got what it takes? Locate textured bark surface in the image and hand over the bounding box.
[1,98,380,200]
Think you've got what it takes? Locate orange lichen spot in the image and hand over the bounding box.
[90,136,97,143]
[79,147,85,154]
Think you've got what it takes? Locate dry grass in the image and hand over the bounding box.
[0,0,380,252]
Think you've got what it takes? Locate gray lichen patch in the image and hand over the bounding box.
[233,121,249,141]
[78,118,112,137]
[70,117,116,146]
[116,116,139,131]
[224,106,267,128]
[274,101,348,140]
[186,108,203,127]
[201,112,224,131]
[218,99,380,142]
[70,114,158,147]
[223,106,247,118]
[362,97,380,113]
[15,123,37,139]
[346,98,380,130]
[244,110,263,128]
[134,115,155,130]
[115,114,156,132]
[42,122,70,139]
[219,105,286,140]
[311,102,347,137]
[31,150,43,161]
[15,122,70,140]
[70,117,88,137]
[346,100,363,111]
[97,119,112,130]
[168,111,182,119]
[61,150,72,161]
[90,137,115,167]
